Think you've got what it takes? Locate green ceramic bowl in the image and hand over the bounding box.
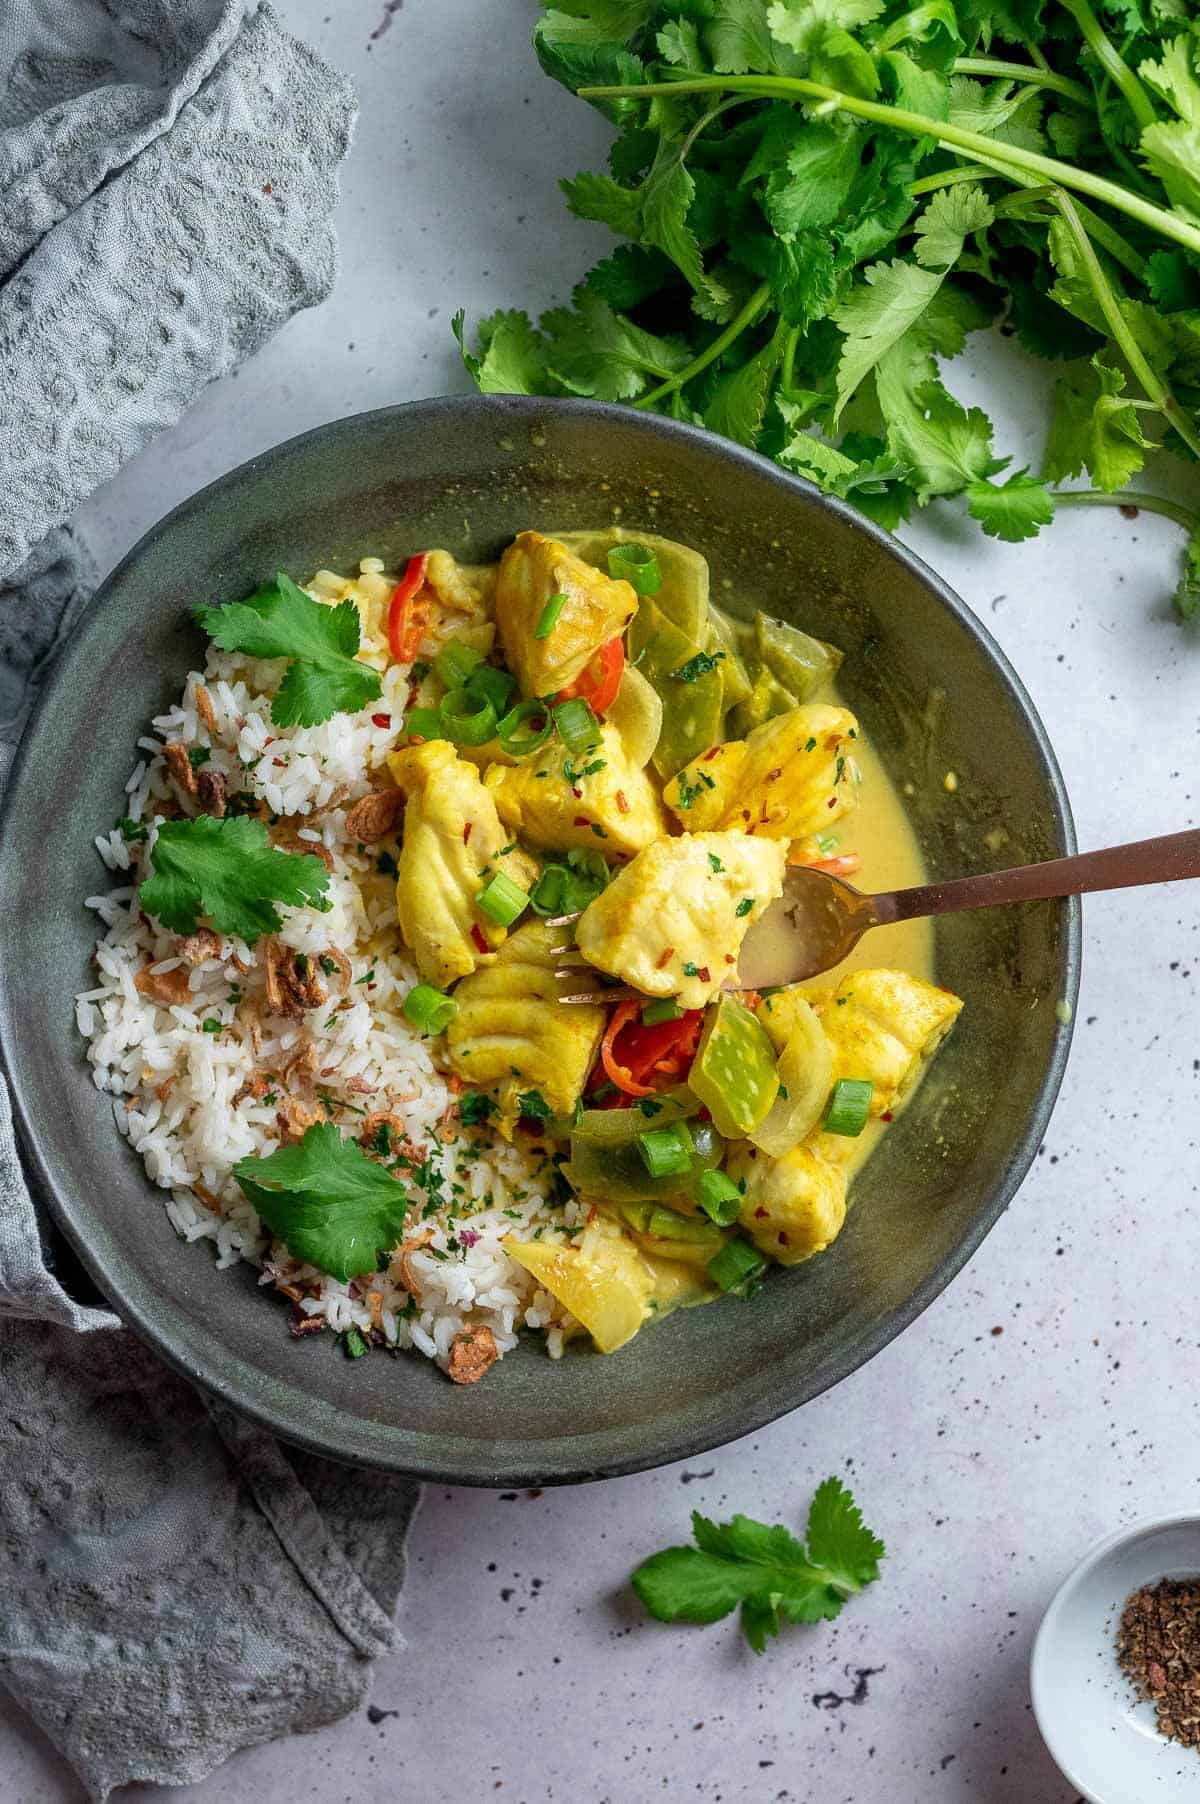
[0,397,1078,1484]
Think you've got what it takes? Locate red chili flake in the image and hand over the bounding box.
[741,809,751,822]
[754,1206,768,1220]
[655,946,675,970]
[703,746,722,762]
[263,736,275,746]
[697,1104,712,1123]
[573,815,590,827]
[778,1231,790,1247]
[462,823,472,844]
[615,790,630,814]
[470,923,488,954]
[759,802,771,823]
[765,768,782,782]
[571,787,582,799]
[881,1109,894,1123]
[827,796,837,809]
[724,954,735,964]
[695,966,711,983]
[273,756,287,767]
[372,713,391,728]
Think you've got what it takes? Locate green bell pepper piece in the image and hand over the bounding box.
[688,996,780,1138]
[754,611,842,699]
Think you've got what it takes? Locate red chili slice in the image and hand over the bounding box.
[387,553,430,664]
[554,636,624,716]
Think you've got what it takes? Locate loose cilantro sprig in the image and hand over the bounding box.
[197,571,382,726]
[631,1475,884,1653]
[139,815,331,943]
[457,1,1200,617]
[234,1122,411,1281]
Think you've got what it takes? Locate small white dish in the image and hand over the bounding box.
[1032,1514,1200,1803]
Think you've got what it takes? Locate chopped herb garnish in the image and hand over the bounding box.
[707,853,723,873]
[518,1089,553,1124]
[735,898,753,917]
[459,1091,496,1126]
[201,1018,221,1034]
[636,1097,664,1118]
[188,746,212,770]
[671,649,724,684]
[343,1327,367,1358]
[376,850,398,876]
[118,815,149,843]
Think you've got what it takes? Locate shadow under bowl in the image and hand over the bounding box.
[0,395,1078,1483]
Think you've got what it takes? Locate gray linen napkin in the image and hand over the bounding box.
[0,9,422,1800]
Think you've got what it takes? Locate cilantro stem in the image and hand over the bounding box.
[1053,192,1200,463]
[993,185,1148,282]
[781,324,800,393]
[1055,0,1156,130]
[580,77,1200,258]
[951,57,1092,108]
[634,281,771,409]
[909,162,999,196]
[1053,490,1200,535]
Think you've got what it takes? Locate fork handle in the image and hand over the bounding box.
[873,829,1200,924]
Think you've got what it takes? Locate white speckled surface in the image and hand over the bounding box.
[4,4,1198,1800]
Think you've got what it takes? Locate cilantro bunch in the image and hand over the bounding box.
[457,0,1200,615]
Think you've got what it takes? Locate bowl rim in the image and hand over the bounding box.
[1030,1512,1200,1802]
[0,393,1081,1482]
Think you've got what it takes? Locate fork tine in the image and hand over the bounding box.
[544,910,583,928]
[557,985,641,1005]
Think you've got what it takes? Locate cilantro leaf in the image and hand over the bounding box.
[543,291,691,400]
[832,260,945,420]
[197,572,380,727]
[139,815,330,943]
[631,1477,885,1652]
[234,1122,410,1281]
[1046,355,1151,491]
[912,183,994,269]
[966,470,1056,542]
[1174,523,1200,621]
[453,308,552,394]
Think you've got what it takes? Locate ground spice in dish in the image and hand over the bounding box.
[1117,1578,1200,1750]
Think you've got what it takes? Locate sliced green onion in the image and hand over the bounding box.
[496,698,554,758]
[823,1077,874,1137]
[637,1120,695,1179]
[436,639,484,689]
[402,982,457,1033]
[694,1168,743,1226]
[534,592,568,639]
[529,864,567,917]
[607,543,661,596]
[477,870,529,927]
[642,999,684,1025]
[439,686,497,747]
[466,663,516,714]
[553,696,601,754]
[707,1237,768,1292]
[404,706,443,739]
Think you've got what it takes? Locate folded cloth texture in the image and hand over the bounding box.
[0,9,422,1801]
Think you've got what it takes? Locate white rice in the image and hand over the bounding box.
[78,557,580,1378]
